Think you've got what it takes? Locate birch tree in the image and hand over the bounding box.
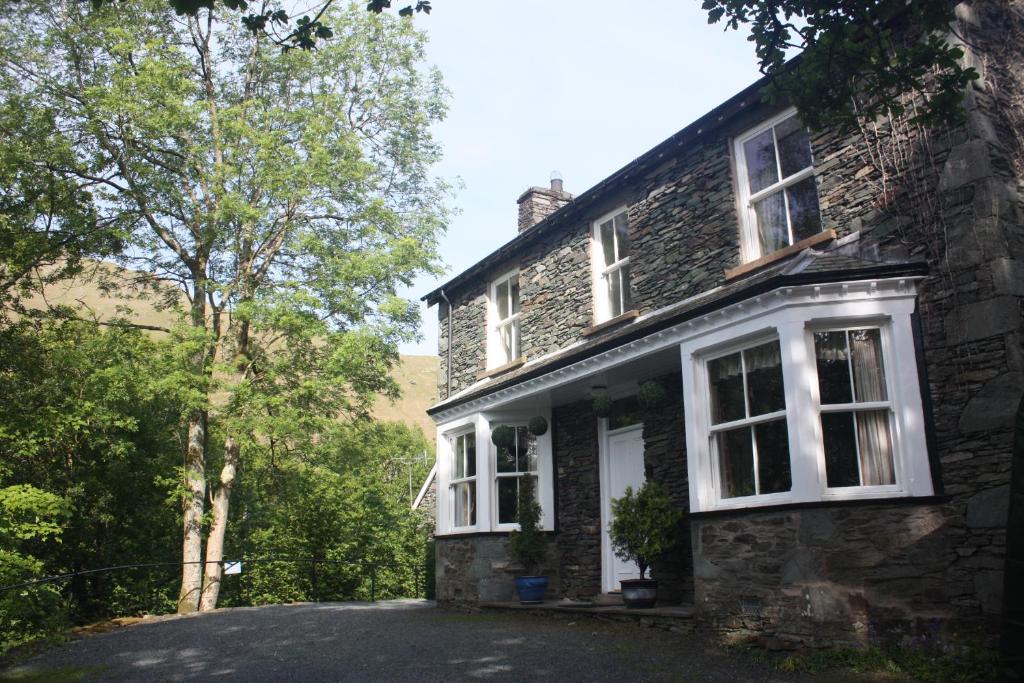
[0,0,449,612]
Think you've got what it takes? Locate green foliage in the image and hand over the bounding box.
[608,482,682,580]
[636,381,668,411]
[700,0,978,131]
[773,643,998,682]
[527,416,548,437]
[508,474,545,575]
[592,395,613,418]
[491,425,515,449]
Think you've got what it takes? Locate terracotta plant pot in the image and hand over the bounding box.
[620,578,658,609]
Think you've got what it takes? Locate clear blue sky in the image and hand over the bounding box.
[398,0,763,356]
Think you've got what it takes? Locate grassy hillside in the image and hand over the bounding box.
[26,264,439,439]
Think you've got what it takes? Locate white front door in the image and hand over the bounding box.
[601,424,646,593]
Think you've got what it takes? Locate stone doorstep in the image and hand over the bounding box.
[479,600,695,622]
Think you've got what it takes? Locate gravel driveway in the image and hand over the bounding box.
[2,600,807,682]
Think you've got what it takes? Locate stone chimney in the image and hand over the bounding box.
[516,171,573,232]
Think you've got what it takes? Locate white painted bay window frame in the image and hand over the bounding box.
[591,207,632,323]
[434,410,553,536]
[733,108,822,263]
[682,290,933,513]
[487,269,521,369]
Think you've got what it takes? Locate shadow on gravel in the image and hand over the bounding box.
[0,600,808,682]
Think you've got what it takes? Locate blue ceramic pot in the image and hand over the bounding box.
[514,575,548,604]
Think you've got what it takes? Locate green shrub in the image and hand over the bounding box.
[608,482,681,579]
[508,475,546,575]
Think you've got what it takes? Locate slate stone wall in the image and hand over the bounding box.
[552,400,602,599]
[642,373,694,605]
[433,0,1022,641]
[434,534,559,605]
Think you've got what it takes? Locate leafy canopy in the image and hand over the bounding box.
[701,0,979,129]
[609,482,682,580]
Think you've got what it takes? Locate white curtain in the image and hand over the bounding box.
[850,330,894,485]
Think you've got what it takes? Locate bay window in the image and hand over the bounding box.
[494,425,538,526]
[734,109,822,260]
[814,328,896,489]
[707,340,791,500]
[450,431,477,529]
[682,283,934,513]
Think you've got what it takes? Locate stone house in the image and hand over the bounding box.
[421,2,1022,646]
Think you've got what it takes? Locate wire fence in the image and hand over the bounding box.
[1,557,429,605]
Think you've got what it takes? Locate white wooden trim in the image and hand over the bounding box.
[487,269,520,370]
[411,463,437,510]
[430,277,924,426]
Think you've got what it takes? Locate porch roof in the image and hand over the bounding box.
[426,246,928,418]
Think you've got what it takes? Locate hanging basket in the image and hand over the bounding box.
[637,380,669,411]
[592,395,613,418]
[528,416,548,436]
[491,424,516,449]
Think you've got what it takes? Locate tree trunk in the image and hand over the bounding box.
[178,410,207,614]
[198,435,239,612]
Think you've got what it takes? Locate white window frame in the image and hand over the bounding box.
[434,410,553,536]
[733,107,820,263]
[590,207,632,323]
[491,423,542,530]
[702,335,793,507]
[487,269,521,369]
[682,294,933,513]
[448,428,478,531]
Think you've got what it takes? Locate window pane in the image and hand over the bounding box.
[497,477,518,524]
[754,419,791,494]
[822,412,859,487]
[609,395,643,430]
[510,277,520,315]
[454,481,476,527]
[716,427,755,498]
[754,191,788,254]
[815,331,853,405]
[607,270,622,318]
[857,410,894,485]
[745,341,785,416]
[850,329,887,402]
[465,436,475,477]
[775,116,812,178]
[708,352,745,424]
[499,323,514,363]
[496,442,515,473]
[600,219,616,266]
[743,128,778,193]
[619,265,632,313]
[495,280,509,320]
[614,211,630,260]
[515,426,533,472]
[786,176,821,242]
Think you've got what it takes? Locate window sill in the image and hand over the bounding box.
[478,357,526,380]
[724,229,836,281]
[435,529,557,540]
[689,494,949,520]
[582,309,640,337]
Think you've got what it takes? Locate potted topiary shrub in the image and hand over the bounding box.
[608,481,682,608]
[592,395,613,418]
[508,474,548,604]
[528,416,548,436]
[637,380,669,411]
[491,424,515,450]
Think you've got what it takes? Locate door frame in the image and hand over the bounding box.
[598,419,645,594]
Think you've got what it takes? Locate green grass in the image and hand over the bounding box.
[772,644,999,682]
[0,665,107,683]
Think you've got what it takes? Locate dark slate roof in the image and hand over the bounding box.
[421,73,777,307]
[426,245,927,416]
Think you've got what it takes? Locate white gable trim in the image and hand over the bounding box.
[429,276,923,425]
[411,463,437,511]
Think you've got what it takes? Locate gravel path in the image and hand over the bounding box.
[2,600,810,682]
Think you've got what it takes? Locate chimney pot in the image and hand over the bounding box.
[517,173,572,232]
